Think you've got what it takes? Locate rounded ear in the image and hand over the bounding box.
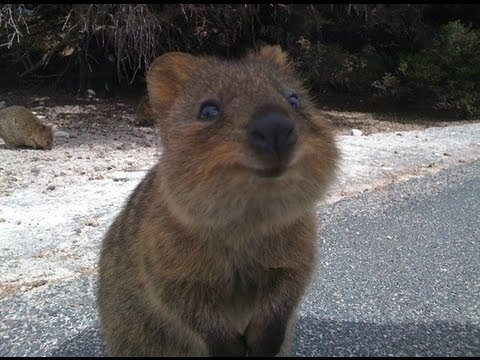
[146,52,197,112]
[247,45,291,70]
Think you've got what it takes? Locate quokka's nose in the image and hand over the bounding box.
[248,109,297,160]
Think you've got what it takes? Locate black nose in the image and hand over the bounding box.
[248,109,297,160]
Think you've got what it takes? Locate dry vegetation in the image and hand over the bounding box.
[1,4,479,117]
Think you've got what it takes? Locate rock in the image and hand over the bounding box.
[54,130,70,140]
[89,174,104,180]
[46,185,56,191]
[0,100,6,109]
[84,219,100,227]
[85,89,96,99]
[113,177,128,182]
[351,129,363,136]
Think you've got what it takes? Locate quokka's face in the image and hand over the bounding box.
[35,125,53,150]
[148,46,338,228]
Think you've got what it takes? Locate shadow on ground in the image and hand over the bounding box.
[47,313,480,357]
[51,327,107,357]
[293,315,480,357]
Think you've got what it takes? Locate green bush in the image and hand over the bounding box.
[374,20,480,118]
[292,42,385,95]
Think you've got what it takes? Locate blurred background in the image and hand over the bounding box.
[0,4,479,118]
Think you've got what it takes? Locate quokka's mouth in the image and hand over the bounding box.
[254,164,288,178]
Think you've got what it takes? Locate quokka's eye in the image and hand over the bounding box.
[287,92,300,110]
[198,101,220,120]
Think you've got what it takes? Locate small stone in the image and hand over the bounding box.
[351,129,363,136]
[85,219,100,227]
[89,174,104,180]
[0,218,5,223]
[46,185,56,191]
[85,89,96,99]
[54,130,70,140]
[31,167,40,176]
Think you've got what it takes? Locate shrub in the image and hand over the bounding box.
[291,40,387,100]
[1,5,479,119]
[374,20,480,117]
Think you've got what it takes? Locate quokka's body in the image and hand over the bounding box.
[98,45,338,356]
[0,105,53,150]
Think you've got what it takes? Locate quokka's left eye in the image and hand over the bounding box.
[287,92,300,110]
[198,101,220,120]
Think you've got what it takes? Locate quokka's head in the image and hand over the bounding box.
[147,45,339,229]
[33,123,53,150]
[25,117,53,150]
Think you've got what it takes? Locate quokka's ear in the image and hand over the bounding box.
[146,52,197,112]
[247,45,291,70]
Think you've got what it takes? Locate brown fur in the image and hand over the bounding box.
[135,95,157,126]
[98,45,339,357]
[0,105,53,150]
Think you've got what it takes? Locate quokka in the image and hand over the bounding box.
[98,45,339,357]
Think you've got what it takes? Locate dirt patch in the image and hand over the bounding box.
[0,279,48,299]
[0,91,151,149]
[321,109,480,135]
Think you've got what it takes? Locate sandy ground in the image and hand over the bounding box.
[0,93,480,298]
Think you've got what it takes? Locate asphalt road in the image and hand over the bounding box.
[1,160,479,357]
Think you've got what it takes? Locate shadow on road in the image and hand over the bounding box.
[293,314,480,357]
[47,315,479,357]
[51,327,107,357]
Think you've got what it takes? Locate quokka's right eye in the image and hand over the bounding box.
[286,92,301,110]
[198,101,220,120]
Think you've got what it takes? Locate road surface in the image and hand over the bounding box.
[1,160,479,356]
